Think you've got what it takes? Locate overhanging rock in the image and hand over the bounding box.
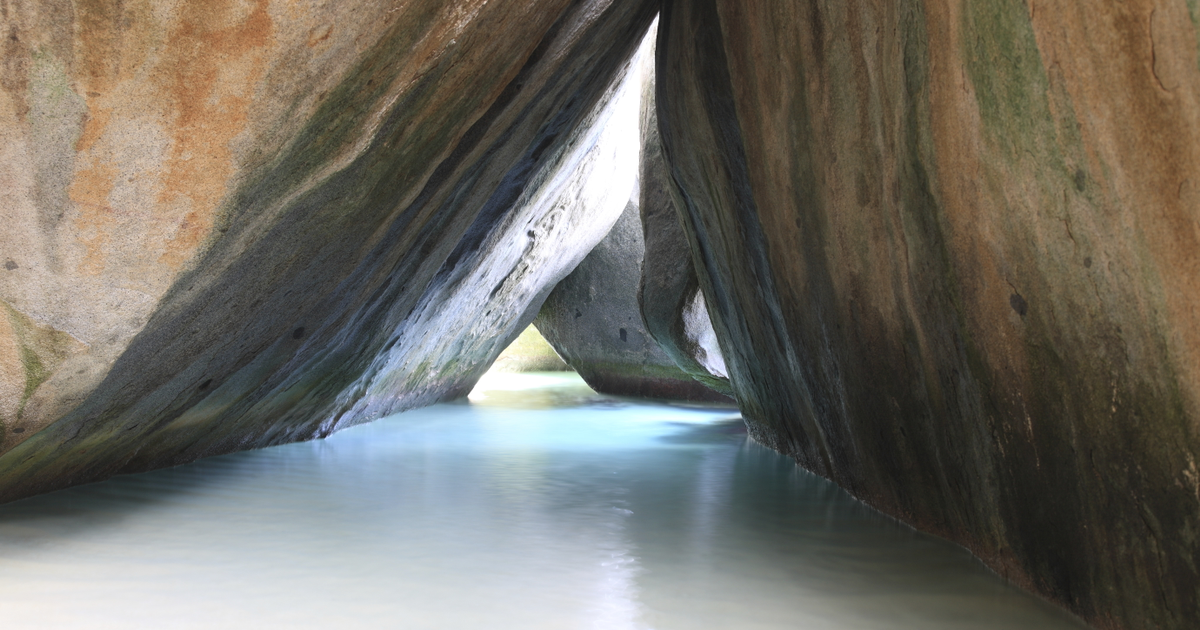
[0,0,658,501]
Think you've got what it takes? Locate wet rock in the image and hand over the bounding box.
[0,0,658,500]
[656,0,1200,628]
[536,197,732,402]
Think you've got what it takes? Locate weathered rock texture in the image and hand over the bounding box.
[657,1,1200,628]
[536,195,731,402]
[637,58,731,396]
[0,0,657,500]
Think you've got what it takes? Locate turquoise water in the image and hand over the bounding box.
[0,372,1087,629]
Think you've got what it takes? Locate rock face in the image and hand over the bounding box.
[536,195,731,402]
[0,0,658,501]
[637,61,731,396]
[656,1,1200,628]
[3,2,1197,627]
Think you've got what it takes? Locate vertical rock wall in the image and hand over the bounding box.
[0,0,658,500]
[656,0,1200,628]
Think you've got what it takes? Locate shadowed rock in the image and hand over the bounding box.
[0,0,658,501]
[637,54,732,397]
[536,195,732,403]
[656,0,1200,628]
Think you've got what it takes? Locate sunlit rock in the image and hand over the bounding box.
[0,0,658,500]
[656,0,1200,628]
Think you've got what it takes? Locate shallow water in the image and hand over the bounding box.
[0,372,1087,629]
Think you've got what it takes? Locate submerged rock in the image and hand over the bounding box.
[656,1,1200,628]
[536,197,731,402]
[0,0,658,500]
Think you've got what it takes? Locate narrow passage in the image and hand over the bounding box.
[0,373,1087,629]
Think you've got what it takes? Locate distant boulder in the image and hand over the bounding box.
[536,195,731,403]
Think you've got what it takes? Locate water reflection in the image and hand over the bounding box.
[0,373,1086,629]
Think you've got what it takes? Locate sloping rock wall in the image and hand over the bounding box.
[536,194,731,402]
[0,0,657,501]
[656,0,1200,628]
[637,57,731,396]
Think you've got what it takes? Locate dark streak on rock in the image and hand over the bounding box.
[1010,292,1028,317]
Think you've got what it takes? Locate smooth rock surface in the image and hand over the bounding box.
[656,1,1200,628]
[0,0,658,500]
[536,196,730,402]
[636,57,731,396]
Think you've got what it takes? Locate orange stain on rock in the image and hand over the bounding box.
[1025,0,1200,414]
[155,0,274,271]
[74,106,112,154]
[69,160,119,276]
[307,24,333,48]
[922,0,1032,389]
[69,0,128,275]
[67,0,275,275]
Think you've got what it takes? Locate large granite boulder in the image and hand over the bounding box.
[656,0,1200,628]
[536,195,731,402]
[0,0,658,501]
[636,56,732,397]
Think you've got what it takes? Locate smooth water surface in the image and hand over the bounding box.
[0,372,1087,629]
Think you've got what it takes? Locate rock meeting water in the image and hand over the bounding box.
[0,372,1087,629]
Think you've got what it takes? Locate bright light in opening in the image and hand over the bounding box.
[469,325,576,402]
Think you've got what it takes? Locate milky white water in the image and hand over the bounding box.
[0,372,1087,629]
